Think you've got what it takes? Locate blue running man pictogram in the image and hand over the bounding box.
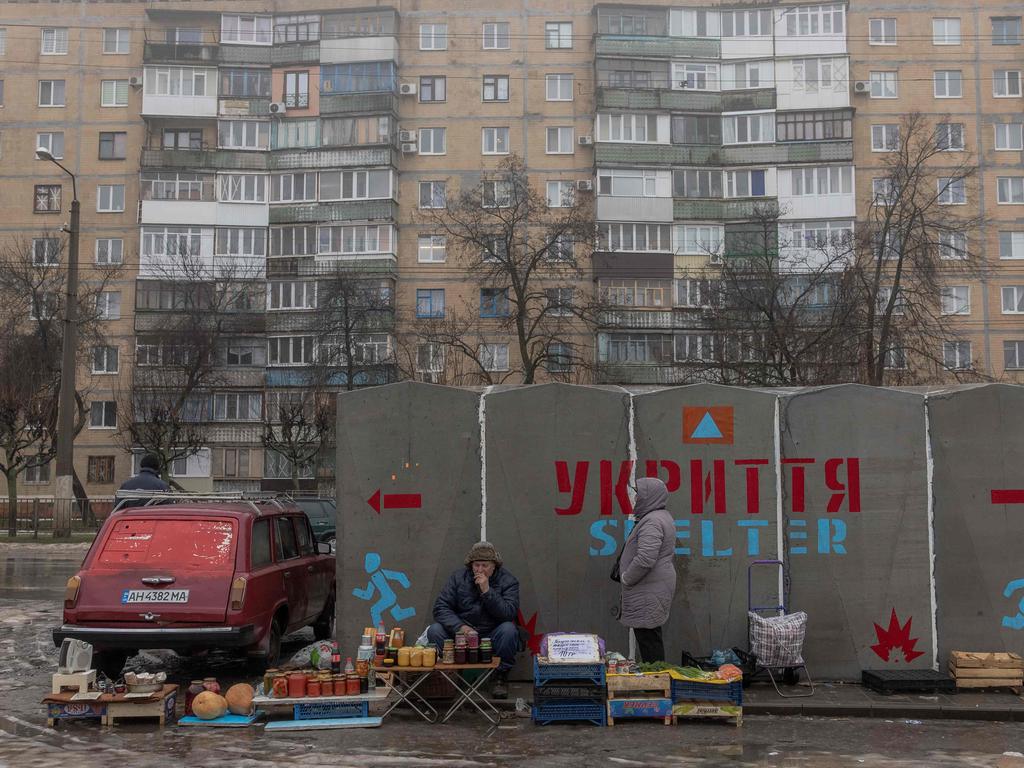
[352,552,416,625]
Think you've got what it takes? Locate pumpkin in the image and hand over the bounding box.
[192,691,228,720]
[225,683,254,716]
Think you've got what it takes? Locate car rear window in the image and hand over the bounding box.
[98,518,236,570]
[275,516,299,560]
[294,516,314,556]
[251,519,272,569]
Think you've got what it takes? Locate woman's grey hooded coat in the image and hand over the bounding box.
[619,477,677,629]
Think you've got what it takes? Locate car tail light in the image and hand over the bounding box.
[64,575,81,608]
[230,576,247,611]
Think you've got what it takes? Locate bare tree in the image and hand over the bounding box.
[261,383,333,492]
[418,155,598,384]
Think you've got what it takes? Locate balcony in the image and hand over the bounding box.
[319,91,396,116]
[596,143,718,166]
[673,198,772,221]
[320,36,398,65]
[143,92,218,118]
[596,35,720,59]
[134,309,266,334]
[144,42,219,64]
[599,309,674,330]
[594,363,692,385]
[219,98,272,118]
[271,42,320,66]
[141,148,269,171]
[596,196,673,223]
[218,45,272,66]
[270,147,392,170]
[269,199,396,224]
[722,141,854,166]
[596,87,776,113]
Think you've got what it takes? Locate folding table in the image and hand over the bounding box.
[382,658,501,725]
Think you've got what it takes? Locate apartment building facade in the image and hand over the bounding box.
[0,0,1020,495]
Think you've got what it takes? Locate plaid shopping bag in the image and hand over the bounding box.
[748,611,808,667]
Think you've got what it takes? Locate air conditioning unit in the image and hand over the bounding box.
[268,102,287,115]
[578,135,594,146]
[128,75,143,88]
[576,179,594,192]
[853,80,871,94]
[399,82,418,96]
[401,142,419,154]
[398,130,417,143]
[709,253,723,265]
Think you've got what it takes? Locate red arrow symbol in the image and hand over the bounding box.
[992,490,1024,505]
[367,489,422,514]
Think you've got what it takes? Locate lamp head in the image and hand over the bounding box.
[35,147,54,162]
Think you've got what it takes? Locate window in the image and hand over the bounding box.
[25,461,50,484]
[674,224,724,255]
[318,169,391,201]
[419,76,446,103]
[482,180,512,208]
[598,169,666,197]
[87,456,115,484]
[940,232,968,260]
[597,113,661,143]
[418,235,446,263]
[145,67,208,96]
[416,343,444,375]
[599,333,673,364]
[934,70,962,98]
[776,109,852,142]
[722,113,774,144]
[420,23,447,50]
[218,120,270,150]
[30,291,58,320]
[941,285,971,316]
[545,22,572,49]
[213,393,262,421]
[482,22,510,49]
[546,181,575,208]
[544,288,574,316]
[97,291,121,319]
[992,17,1022,45]
[548,234,573,261]
[672,62,719,92]
[270,226,317,256]
[546,127,574,154]
[275,14,319,43]
[675,334,716,363]
[41,27,68,55]
[100,79,129,106]
[792,58,847,93]
[672,114,722,144]
[268,336,314,365]
[0,28,6,56]
[92,345,119,374]
[271,119,318,150]
[163,129,203,150]
[479,343,509,371]
[676,278,718,308]
[34,185,61,213]
[321,116,391,148]
[39,80,66,107]
[1001,232,1024,259]
[96,238,123,265]
[480,288,510,317]
[268,280,315,310]
[783,220,853,251]
[870,71,897,98]
[32,238,59,265]
[419,181,446,209]
[416,288,445,318]
[219,174,266,203]
[36,132,64,159]
[482,127,510,155]
[722,61,773,90]
[482,75,509,102]
[317,225,392,258]
[725,169,769,197]
[789,166,852,196]
[783,5,845,36]
[674,169,723,198]
[217,447,252,480]
[872,178,897,205]
[943,341,972,371]
[221,340,264,366]
[994,70,1022,97]
[283,71,309,108]
[221,14,272,44]
[869,18,896,44]
[97,185,125,212]
[598,224,672,253]
[418,128,446,155]
[270,172,317,203]
[721,9,773,36]
[99,132,127,160]
[90,401,117,429]
[220,68,271,98]
[670,9,721,37]
[1005,340,1024,370]
[1003,286,1024,313]
[933,18,961,45]
[215,227,265,258]
[546,343,571,373]
[935,123,965,151]
[103,28,130,54]
[871,124,900,151]
[546,74,574,101]
[141,226,202,259]
[998,177,1024,204]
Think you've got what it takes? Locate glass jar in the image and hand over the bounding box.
[397,647,411,667]
[346,674,360,696]
[287,672,306,698]
[410,647,423,667]
[321,677,334,696]
[272,675,288,698]
[202,677,221,695]
[263,668,279,696]
[454,646,467,665]
[423,647,437,667]
[306,678,321,697]
[185,680,205,716]
[467,647,479,664]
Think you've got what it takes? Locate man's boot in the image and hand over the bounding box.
[491,670,509,700]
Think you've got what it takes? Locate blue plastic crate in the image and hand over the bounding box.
[671,679,743,706]
[532,699,606,726]
[534,657,606,686]
[293,700,369,720]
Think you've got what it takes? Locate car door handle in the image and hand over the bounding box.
[283,571,291,579]
[307,565,314,573]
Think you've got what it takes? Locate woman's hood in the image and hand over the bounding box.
[633,477,668,519]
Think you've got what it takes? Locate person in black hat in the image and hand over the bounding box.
[118,453,170,493]
[427,541,520,698]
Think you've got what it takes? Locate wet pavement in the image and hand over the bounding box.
[2,545,1024,767]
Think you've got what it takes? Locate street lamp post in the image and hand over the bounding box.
[36,148,79,538]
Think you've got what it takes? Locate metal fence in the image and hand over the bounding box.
[0,497,114,537]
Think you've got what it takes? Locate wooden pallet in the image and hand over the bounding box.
[607,674,673,726]
[673,702,743,727]
[949,651,1024,691]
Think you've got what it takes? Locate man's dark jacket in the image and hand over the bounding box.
[118,467,170,492]
[433,566,520,635]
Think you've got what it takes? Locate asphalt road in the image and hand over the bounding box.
[1,542,1024,768]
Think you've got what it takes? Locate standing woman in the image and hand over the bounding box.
[618,477,677,663]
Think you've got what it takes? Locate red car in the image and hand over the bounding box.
[53,499,336,677]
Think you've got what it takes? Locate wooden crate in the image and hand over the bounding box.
[672,702,743,727]
[103,686,177,726]
[607,674,672,726]
[950,652,1024,669]
[949,651,1024,691]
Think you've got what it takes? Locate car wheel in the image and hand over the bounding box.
[266,618,283,668]
[313,589,336,641]
[94,649,130,680]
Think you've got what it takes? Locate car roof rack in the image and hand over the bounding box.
[113,491,292,515]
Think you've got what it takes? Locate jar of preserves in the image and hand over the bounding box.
[423,647,437,667]
[202,677,221,695]
[262,668,279,696]
[346,674,360,696]
[272,675,288,698]
[410,647,423,667]
[306,678,321,697]
[321,677,334,696]
[185,680,205,716]
[287,672,306,698]
[397,647,411,667]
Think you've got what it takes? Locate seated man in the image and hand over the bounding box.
[427,541,520,699]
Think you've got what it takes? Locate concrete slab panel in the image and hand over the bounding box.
[483,383,632,662]
[928,384,1024,663]
[780,385,932,679]
[633,383,781,660]
[335,382,481,652]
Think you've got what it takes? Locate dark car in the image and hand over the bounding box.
[291,498,336,547]
[54,498,336,677]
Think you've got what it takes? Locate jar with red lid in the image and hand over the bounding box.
[321,678,334,696]
[306,678,321,697]
[272,675,288,698]
[287,672,306,698]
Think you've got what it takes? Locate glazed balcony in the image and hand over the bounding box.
[141,148,269,171]
[270,147,393,171]
[594,141,853,167]
[144,42,219,64]
[595,35,720,59]
[673,198,773,221]
[596,87,776,113]
[268,199,396,224]
[271,42,320,66]
[319,91,397,116]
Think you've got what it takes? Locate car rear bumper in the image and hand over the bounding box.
[52,623,257,650]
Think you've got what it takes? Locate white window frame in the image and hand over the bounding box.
[546,181,575,208]
[38,80,66,107]
[213,392,263,421]
[482,22,510,50]
[96,184,125,213]
[267,336,315,366]
[1005,340,1024,370]
[218,173,267,203]
[598,169,665,197]
[996,124,1024,151]
[941,285,971,315]
[674,224,724,256]
[419,23,447,50]
[670,9,721,38]
[482,75,510,102]
[943,341,972,371]
[932,18,961,45]
[546,126,574,154]
[482,126,510,155]
[935,122,965,151]
[103,28,130,54]
[783,5,845,37]
[869,71,898,99]
[36,132,64,159]
[97,290,121,320]
[997,177,1024,204]
[418,235,447,263]
[545,22,573,49]
[220,14,273,45]
[937,178,966,205]
[790,166,853,196]
[672,62,719,92]
[722,61,773,91]
[721,112,775,145]
[1001,232,1024,260]
[940,231,968,261]
[89,401,117,429]
[100,79,129,107]
[600,223,673,253]
[482,180,513,208]
[479,343,509,372]
[96,238,123,265]
[596,113,658,143]
[92,345,119,374]
[871,124,900,152]
[41,27,68,55]
[993,70,1022,98]
[418,127,446,155]
[869,18,896,45]
[933,70,963,98]
[419,180,447,209]
[32,237,60,265]
[546,73,574,101]
[270,172,316,203]
[218,120,270,151]
[1003,286,1024,314]
[214,227,265,258]
[0,28,6,57]
[721,9,773,37]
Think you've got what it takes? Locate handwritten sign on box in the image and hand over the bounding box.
[544,633,601,663]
